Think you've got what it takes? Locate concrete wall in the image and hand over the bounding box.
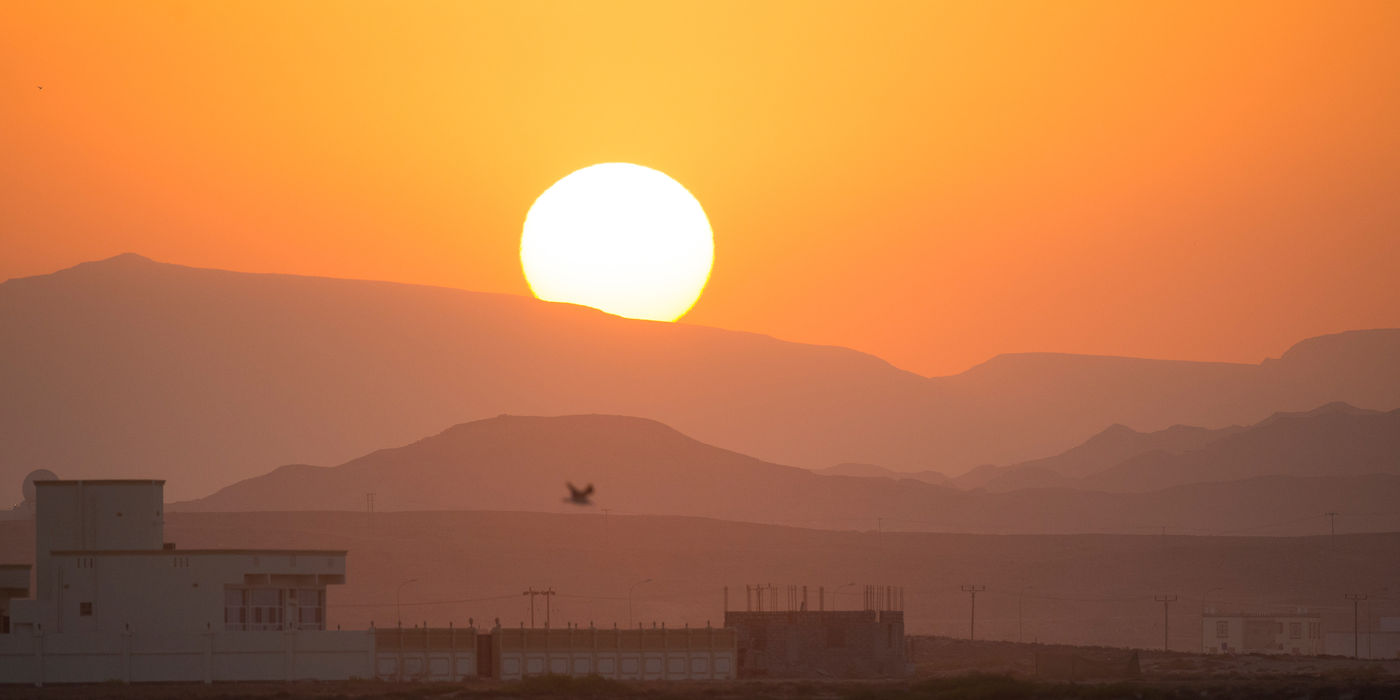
[372,626,479,681]
[0,630,373,685]
[494,626,736,681]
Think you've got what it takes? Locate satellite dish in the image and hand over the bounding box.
[22,469,58,503]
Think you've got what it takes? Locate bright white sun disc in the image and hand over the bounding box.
[520,163,714,322]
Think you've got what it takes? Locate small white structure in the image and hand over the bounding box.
[1201,612,1322,655]
[0,479,372,685]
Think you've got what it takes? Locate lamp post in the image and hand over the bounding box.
[396,578,418,626]
[628,578,652,628]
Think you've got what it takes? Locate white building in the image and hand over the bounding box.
[0,478,737,685]
[0,479,373,684]
[1201,612,1323,655]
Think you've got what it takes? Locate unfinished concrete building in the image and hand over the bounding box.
[723,584,906,678]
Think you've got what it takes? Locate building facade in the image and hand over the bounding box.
[0,478,737,685]
[1201,612,1323,655]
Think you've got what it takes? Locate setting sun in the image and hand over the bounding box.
[520,163,714,322]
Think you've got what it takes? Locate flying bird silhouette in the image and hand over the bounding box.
[564,482,594,506]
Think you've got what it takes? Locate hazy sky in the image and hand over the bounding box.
[3,1,1398,375]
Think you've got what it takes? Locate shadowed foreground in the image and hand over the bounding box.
[3,670,1400,699]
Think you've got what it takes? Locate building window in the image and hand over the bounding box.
[1309,622,1320,640]
[296,588,325,630]
[1289,622,1302,640]
[224,588,284,631]
[1215,621,1228,638]
[79,602,93,617]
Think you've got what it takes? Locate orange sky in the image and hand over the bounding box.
[2,1,1398,376]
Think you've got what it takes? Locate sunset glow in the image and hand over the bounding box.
[521,163,713,322]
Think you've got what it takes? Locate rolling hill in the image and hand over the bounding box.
[959,403,1400,493]
[4,254,1399,500]
[176,413,1400,536]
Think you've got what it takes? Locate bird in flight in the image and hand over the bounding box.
[564,482,594,506]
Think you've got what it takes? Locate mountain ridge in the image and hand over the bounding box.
[175,412,1400,536]
[4,254,1399,500]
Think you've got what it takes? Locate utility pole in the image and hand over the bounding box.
[1346,593,1367,658]
[1325,512,1338,536]
[523,587,558,628]
[961,585,985,641]
[1155,594,1178,651]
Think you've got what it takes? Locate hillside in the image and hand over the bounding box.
[177,414,1400,536]
[1080,404,1400,492]
[813,463,948,485]
[4,254,1400,500]
[960,403,1400,493]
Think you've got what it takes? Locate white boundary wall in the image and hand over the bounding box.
[498,648,733,680]
[493,627,737,681]
[0,630,373,685]
[371,627,479,682]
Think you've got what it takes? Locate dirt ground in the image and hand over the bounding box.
[4,638,1400,699]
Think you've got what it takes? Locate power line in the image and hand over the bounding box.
[522,587,556,627]
[337,592,518,609]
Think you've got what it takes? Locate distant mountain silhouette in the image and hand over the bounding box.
[1077,403,1400,492]
[957,402,1399,493]
[956,423,1247,491]
[4,254,1400,500]
[813,462,948,485]
[176,413,1400,536]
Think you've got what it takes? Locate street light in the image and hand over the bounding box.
[628,578,652,628]
[396,578,418,626]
